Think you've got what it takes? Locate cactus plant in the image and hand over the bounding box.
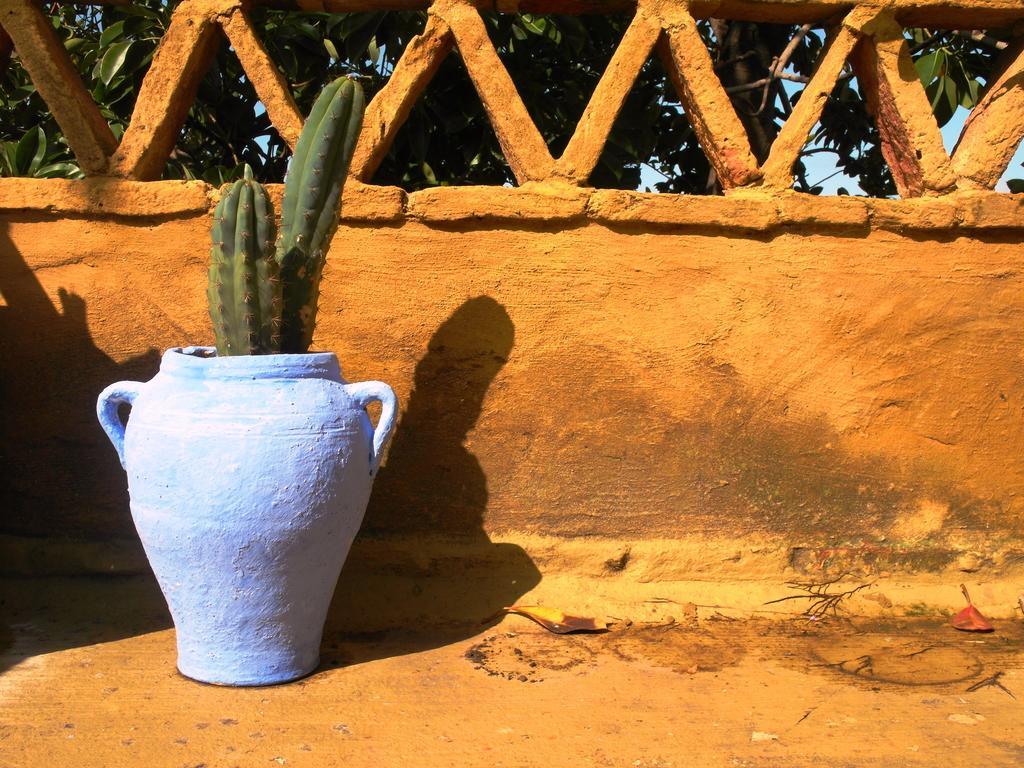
[206,77,365,356]
[207,165,279,356]
[276,77,365,354]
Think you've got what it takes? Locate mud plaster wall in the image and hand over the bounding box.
[2,191,1023,574]
[3,0,1024,580]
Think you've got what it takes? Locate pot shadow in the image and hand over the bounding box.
[0,221,167,674]
[321,296,541,668]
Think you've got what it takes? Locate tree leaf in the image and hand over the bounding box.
[519,15,547,36]
[28,127,48,175]
[420,161,436,185]
[927,76,957,127]
[99,40,134,86]
[14,127,43,175]
[120,5,163,22]
[0,141,18,175]
[914,51,939,85]
[960,77,980,109]
[37,161,81,178]
[98,20,126,49]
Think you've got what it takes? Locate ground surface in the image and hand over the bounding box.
[1,577,1023,768]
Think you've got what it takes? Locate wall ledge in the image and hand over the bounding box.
[3,178,1023,232]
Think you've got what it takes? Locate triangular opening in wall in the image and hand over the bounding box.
[589,49,714,194]
[903,26,1013,156]
[0,39,80,177]
[242,8,433,185]
[707,19,830,168]
[789,59,896,197]
[70,7,165,140]
[481,11,632,158]
[3,9,293,184]
[368,49,515,191]
[0,5,169,177]
[165,33,293,184]
[997,138,1024,193]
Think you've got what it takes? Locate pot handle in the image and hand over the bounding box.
[96,381,144,470]
[343,381,398,475]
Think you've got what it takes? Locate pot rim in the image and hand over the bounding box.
[161,346,342,380]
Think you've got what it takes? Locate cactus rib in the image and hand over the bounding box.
[276,78,365,354]
[207,165,279,356]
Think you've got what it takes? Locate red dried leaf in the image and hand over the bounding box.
[951,584,994,632]
[952,604,994,632]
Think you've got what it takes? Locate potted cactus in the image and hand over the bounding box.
[96,78,397,686]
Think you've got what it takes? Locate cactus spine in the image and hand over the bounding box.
[207,165,279,356]
[276,77,365,354]
[206,77,364,356]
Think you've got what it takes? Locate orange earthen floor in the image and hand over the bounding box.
[2,576,1023,767]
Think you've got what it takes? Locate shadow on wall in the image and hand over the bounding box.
[0,221,160,547]
[0,220,168,673]
[365,295,518,535]
[324,296,541,667]
[0,282,538,674]
[0,222,159,548]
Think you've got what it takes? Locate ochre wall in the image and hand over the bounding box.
[3,0,1024,609]
[2,185,1022,585]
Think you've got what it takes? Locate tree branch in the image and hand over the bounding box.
[956,30,1008,51]
[772,23,813,81]
[724,71,809,94]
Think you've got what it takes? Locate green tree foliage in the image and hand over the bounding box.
[0,2,1019,194]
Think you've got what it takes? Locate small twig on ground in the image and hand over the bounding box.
[710,611,740,622]
[850,654,873,674]
[764,575,873,618]
[815,653,874,675]
[966,671,1015,699]
[794,707,817,726]
[961,583,973,604]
